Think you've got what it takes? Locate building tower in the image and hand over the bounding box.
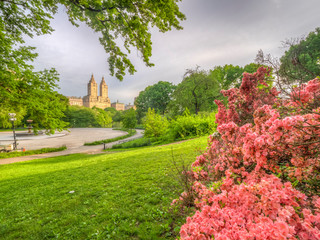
[100,77,108,98]
[83,74,111,109]
[87,74,97,97]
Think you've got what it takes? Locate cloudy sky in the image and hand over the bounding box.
[25,0,320,104]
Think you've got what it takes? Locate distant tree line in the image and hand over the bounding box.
[1,27,319,132]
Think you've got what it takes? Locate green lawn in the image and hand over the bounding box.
[0,137,208,239]
[0,146,67,159]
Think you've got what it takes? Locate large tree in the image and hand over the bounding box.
[1,0,185,80]
[0,0,185,131]
[279,28,320,83]
[135,81,176,120]
[210,63,264,90]
[168,64,264,116]
[168,68,220,115]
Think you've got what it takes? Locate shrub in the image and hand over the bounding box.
[144,108,169,138]
[175,68,320,239]
[112,137,151,149]
[168,111,217,141]
[122,108,137,129]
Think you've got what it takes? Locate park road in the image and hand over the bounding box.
[0,128,143,165]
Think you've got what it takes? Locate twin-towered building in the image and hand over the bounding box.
[67,74,135,111]
[83,74,111,109]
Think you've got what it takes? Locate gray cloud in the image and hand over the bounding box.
[25,0,320,104]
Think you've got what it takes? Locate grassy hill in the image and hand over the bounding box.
[0,137,208,239]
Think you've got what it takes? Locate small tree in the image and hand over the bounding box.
[144,108,169,138]
[122,109,137,130]
[94,108,112,127]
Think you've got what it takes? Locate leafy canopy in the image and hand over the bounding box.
[279,28,320,83]
[135,81,176,119]
[1,0,185,80]
[0,0,185,131]
[168,64,263,116]
[168,68,220,115]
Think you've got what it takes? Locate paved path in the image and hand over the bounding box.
[0,128,143,165]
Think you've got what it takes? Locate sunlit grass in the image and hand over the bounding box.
[0,146,67,159]
[0,136,208,239]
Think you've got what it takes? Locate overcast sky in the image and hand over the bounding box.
[25,0,320,104]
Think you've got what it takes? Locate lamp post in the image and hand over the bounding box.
[8,113,17,150]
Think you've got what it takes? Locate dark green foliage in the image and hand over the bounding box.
[135,81,176,122]
[0,146,67,159]
[122,108,137,129]
[279,28,320,83]
[104,107,117,116]
[112,110,124,123]
[84,129,136,146]
[63,106,112,128]
[167,64,263,116]
[168,68,220,115]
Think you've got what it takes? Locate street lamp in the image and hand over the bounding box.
[8,113,17,150]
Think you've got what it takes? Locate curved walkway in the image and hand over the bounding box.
[0,128,143,165]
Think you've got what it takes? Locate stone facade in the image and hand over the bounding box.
[111,101,125,111]
[68,75,136,111]
[68,74,111,109]
[83,75,111,109]
[67,96,83,106]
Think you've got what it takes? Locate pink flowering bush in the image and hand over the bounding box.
[175,67,320,239]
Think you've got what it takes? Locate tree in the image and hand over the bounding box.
[104,107,117,116]
[94,107,112,127]
[64,106,97,127]
[1,0,185,80]
[167,64,264,117]
[0,0,185,132]
[209,64,244,90]
[135,81,176,121]
[112,110,124,123]
[210,63,265,90]
[168,67,220,115]
[279,28,320,83]
[0,1,66,132]
[63,106,111,128]
[122,108,137,129]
